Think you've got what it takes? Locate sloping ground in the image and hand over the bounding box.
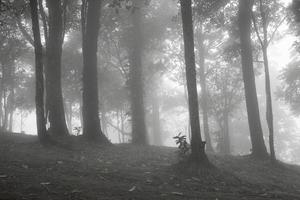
[0,132,300,200]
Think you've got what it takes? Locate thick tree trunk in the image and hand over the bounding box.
[180,0,209,164]
[29,0,48,143]
[238,0,268,158]
[197,21,213,153]
[129,6,147,145]
[81,0,109,143]
[45,0,69,137]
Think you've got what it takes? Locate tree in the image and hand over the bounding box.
[29,0,47,143]
[81,0,110,143]
[180,0,209,165]
[252,0,286,162]
[207,63,244,154]
[195,20,213,152]
[45,0,69,136]
[127,2,147,145]
[238,0,268,158]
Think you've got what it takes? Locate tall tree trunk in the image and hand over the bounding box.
[121,109,125,143]
[81,0,109,143]
[29,0,48,143]
[152,92,162,146]
[129,6,147,145]
[0,80,3,129]
[259,0,276,162]
[222,112,230,154]
[197,21,213,153]
[262,47,275,161]
[66,101,72,132]
[180,0,209,164]
[238,0,268,158]
[45,0,69,137]
[3,90,7,131]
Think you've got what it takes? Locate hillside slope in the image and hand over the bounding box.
[0,132,300,200]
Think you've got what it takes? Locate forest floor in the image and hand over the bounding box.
[0,133,300,200]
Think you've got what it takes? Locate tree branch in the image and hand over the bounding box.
[267,15,287,46]
[16,17,34,47]
[251,11,264,48]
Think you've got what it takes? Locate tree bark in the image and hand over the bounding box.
[29,0,48,143]
[259,0,276,162]
[129,6,147,145]
[222,112,230,154]
[238,0,268,158]
[197,21,213,153]
[152,92,162,146]
[262,47,275,161]
[45,0,69,137]
[180,0,209,164]
[81,0,110,143]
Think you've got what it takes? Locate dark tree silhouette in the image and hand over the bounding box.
[45,0,69,136]
[81,0,110,143]
[180,0,209,164]
[29,0,47,143]
[238,0,268,158]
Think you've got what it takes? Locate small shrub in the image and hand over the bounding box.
[173,132,190,160]
[73,126,82,136]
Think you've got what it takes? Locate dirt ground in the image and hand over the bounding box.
[0,132,300,200]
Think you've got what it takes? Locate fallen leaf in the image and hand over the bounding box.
[0,175,7,178]
[40,182,51,185]
[129,186,136,192]
[171,192,183,196]
[22,164,28,169]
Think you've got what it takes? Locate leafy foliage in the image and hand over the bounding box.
[173,132,190,159]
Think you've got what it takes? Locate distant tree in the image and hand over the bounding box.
[193,0,229,154]
[29,0,47,143]
[180,0,209,165]
[81,0,110,143]
[252,0,286,162]
[238,0,268,158]
[207,63,244,154]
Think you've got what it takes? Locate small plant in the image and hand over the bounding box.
[173,132,190,159]
[73,126,82,136]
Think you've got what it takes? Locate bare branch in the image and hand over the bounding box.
[267,15,287,46]
[251,10,264,48]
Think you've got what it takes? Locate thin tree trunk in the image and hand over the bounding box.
[81,0,109,143]
[259,0,276,162]
[117,110,121,143]
[180,0,209,165]
[121,109,125,143]
[223,112,230,154]
[262,47,275,161]
[45,0,69,137]
[67,101,72,132]
[29,0,48,143]
[197,21,213,153]
[152,92,162,146]
[238,0,268,158]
